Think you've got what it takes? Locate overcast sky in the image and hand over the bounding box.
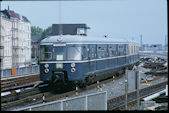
[1,0,168,45]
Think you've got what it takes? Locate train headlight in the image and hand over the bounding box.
[71,68,76,72]
[44,69,49,73]
[71,63,75,68]
[56,63,63,69]
[44,64,49,68]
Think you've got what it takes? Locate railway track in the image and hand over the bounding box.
[1,72,167,111]
[107,81,167,110]
[140,74,168,84]
[1,73,40,92]
[1,74,124,111]
[1,84,48,104]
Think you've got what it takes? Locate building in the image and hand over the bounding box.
[141,44,163,51]
[52,24,90,36]
[0,11,13,69]
[0,9,31,70]
[31,35,42,60]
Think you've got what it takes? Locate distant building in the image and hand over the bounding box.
[0,9,31,69]
[141,44,163,51]
[31,36,42,60]
[52,24,90,36]
[150,44,162,51]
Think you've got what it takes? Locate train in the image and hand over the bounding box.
[39,35,139,89]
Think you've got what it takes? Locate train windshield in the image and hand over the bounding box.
[40,46,53,61]
[53,46,65,60]
[40,45,82,61]
[40,45,66,61]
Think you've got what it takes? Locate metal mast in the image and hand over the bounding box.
[58,0,63,36]
[140,34,143,51]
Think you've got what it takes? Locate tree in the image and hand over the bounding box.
[31,25,52,39]
[41,26,52,39]
[31,26,43,37]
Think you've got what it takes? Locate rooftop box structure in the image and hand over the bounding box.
[52,24,90,36]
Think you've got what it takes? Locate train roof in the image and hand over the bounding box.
[40,35,139,45]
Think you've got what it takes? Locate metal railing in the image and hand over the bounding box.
[0,65,39,77]
[14,91,107,111]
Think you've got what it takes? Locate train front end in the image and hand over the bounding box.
[39,41,83,87]
[40,43,68,85]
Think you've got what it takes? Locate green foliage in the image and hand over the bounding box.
[31,26,52,39]
[41,26,52,39]
[31,26,43,37]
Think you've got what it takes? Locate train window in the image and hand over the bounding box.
[118,45,124,56]
[109,45,116,57]
[53,46,65,60]
[97,45,107,58]
[126,45,128,55]
[67,46,82,60]
[44,52,52,60]
[133,46,135,54]
[131,46,133,54]
[89,45,96,59]
[109,46,112,56]
[82,46,88,60]
[40,46,52,60]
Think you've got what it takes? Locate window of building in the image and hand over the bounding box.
[77,28,85,35]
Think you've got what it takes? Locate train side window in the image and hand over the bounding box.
[109,46,113,57]
[97,46,102,58]
[67,46,82,60]
[109,45,116,57]
[82,46,88,60]
[128,45,130,55]
[131,46,133,54]
[115,44,118,56]
[127,45,129,55]
[133,46,135,54]
[133,46,134,54]
[97,45,107,58]
[118,45,124,56]
[89,45,96,59]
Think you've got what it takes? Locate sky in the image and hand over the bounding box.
[1,0,168,45]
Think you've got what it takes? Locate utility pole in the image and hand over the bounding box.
[58,0,63,36]
[136,70,140,110]
[165,35,167,52]
[125,69,128,110]
[140,34,143,51]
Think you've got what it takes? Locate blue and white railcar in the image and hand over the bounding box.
[39,35,139,87]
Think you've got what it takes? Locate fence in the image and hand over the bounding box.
[15,91,107,111]
[0,65,39,77]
